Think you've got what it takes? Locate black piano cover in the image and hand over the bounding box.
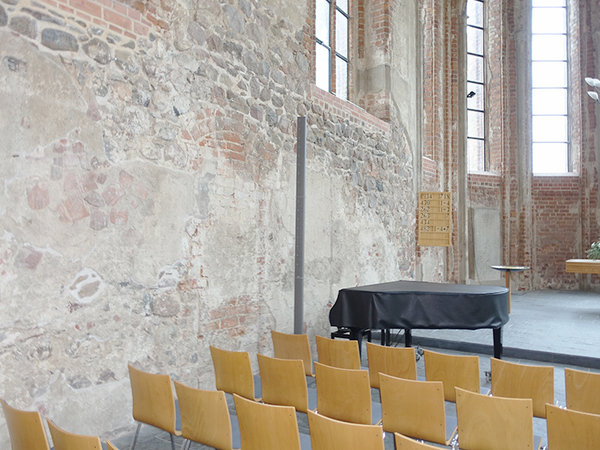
[329,280,509,330]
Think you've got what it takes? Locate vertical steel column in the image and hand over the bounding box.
[294,117,306,334]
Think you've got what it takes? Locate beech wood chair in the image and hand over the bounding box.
[47,419,102,450]
[379,373,456,446]
[455,387,534,450]
[271,330,314,376]
[0,398,51,450]
[490,357,554,418]
[564,367,600,414]
[106,442,118,450]
[424,349,480,402]
[546,403,600,450]
[233,394,302,450]
[307,410,384,450]
[366,342,417,388]
[127,364,181,450]
[173,381,235,450]
[210,346,257,400]
[394,432,446,450]
[314,361,376,425]
[257,353,311,413]
[315,335,361,370]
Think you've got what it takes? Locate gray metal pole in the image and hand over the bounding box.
[294,117,306,334]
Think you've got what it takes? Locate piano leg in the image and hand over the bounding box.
[493,327,503,359]
[349,327,365,358]
[404,329,412,348]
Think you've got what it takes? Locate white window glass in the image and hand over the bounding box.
[467,0,485,173]
[532,88,568,115]
[467,139,485,172]
[532,35,567,60]
[532,62,567,87]
[532,8,567,34]
[468,110,485,139]
[337,0,348,13]
[532,143,568,173]
[315,0,330,44]
[466,1,483,27]
[532,0,566,7]
[532,116,568,142]
[336,10,348,58]
[316,43,330,91]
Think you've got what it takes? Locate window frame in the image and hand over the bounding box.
[314,0,350,100]
[466,0,487,173]
[530,0,571,175]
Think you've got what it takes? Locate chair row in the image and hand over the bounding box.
[130,357,600,450]
[1,398,118,450]
[275,330,600,417]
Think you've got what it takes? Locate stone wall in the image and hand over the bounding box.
[0,0,418,443]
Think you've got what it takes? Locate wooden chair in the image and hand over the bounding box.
[315,335,361,370]
[271,330,314,376]
[546,403,600,450]
[0,398,51,450]
[257,353,310,413]
[127,364,181,450]
[210,346,257,400]
[455,387,534,450]
[233,394,301,450]
[394,432,446,450]
[490,357,553,418]
[173,381,234,450]
[106,442,118,450]
[379,373,456,446]
[308,410,384,450]
[424,349,480,402]
[314,361,374,425]
[565,367,600,414]
[366,342,417,388]
[46,419,102,450]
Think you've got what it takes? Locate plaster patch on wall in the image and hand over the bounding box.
[68,268,104,303]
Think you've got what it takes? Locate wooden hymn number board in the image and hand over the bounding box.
[418,192,452,247]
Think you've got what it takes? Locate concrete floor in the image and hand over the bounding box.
[110,289,600,449]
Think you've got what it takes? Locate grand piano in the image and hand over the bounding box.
[329,280,509,358]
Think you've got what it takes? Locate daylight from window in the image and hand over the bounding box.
[531,0,569,174]
[466,0,485,173]
[315,0,349,100]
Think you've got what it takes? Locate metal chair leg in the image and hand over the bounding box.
[129,422,141,450]
[170,433,175,450]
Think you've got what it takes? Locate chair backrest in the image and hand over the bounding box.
[490,357,554,418]
[173,381,232,450]
[455,387,533,450]
[315,335,360,370]
[314,361,372,424]
[46,419,102,450]
[394,432,444,450]
[546,403,600,450]
[308,410,384,450]
[379,373,447,445]
[209,346,256,400]
[106,441,118,450]
[0,398,51,450]
[565,367,600,414]
[127,364,177,434]
[271,330,314,376]
[233,394,301,450]
[424,349,480,402]
[257,353,309,412]
[366,342,417,388]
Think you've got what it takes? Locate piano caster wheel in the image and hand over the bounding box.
[484,370,492,383]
